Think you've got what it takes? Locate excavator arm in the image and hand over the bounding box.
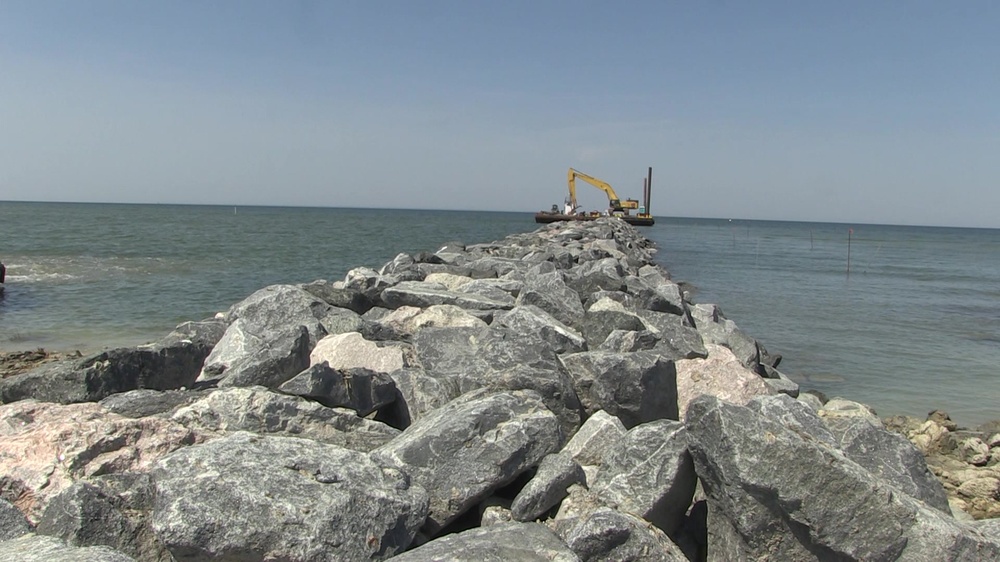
[567,168,640,213]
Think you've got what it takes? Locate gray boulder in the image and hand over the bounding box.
[581,306,648,349]
[391,521,579,561]
[557,507,689,562]
[200,324,311,388]
[380,368,462,428]
[0,319,224,404]
[561,410,627,467]
[171,386,399,451]
[625,275,686,316]
[823,414,952,513]
[0,497,30,541]
[278,363,397,416]
[372,390,562,536]
[413,326,583,437]
[511,453,586,522]
[98,389,204,418]
[36,473,169,562]
[515,263,585,327]
[151,432,428,561]
[560,351,678,428]
[598,329,660,353]
[591,420,696,535]
[381,280,515,310]
[299,280,375,314]
[0,534,136,561]
[685,395,1000,561]
[635,310,708,360]
[495,305,587,355]
[564,257,628,296]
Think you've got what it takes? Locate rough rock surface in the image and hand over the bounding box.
[170,385,399,451]
[685,395,1000,561]
[556,506,689,562]
[278,362,397,416]
[152,432,428,561]
[511,452,586,522]
[0,497,30,541]
[0,400,206,523]
[560,350,678,428]
[0,534,136,561]
[591,419,696,535]
[561,409,627,467]
[675,343,775,420]
[392,521,579,561]
[372,390,562,536]
[310,331,410,374]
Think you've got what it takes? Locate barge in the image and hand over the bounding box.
[535,166,655,227]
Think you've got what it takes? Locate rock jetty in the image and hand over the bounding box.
[1,218,998,561]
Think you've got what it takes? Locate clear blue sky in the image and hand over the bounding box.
[2,1,998,227]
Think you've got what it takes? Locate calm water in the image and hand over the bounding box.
[1,202,998,426]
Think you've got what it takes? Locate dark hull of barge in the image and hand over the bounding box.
[534,212,655,227]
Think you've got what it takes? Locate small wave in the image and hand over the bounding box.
[7,272,78,283]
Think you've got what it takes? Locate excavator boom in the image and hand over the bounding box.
[567,168,640,213]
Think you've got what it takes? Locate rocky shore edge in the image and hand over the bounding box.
[1,218,998,561]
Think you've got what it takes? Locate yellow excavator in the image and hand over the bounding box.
[567,168,641,216]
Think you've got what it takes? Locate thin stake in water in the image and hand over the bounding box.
[847,228,853,277]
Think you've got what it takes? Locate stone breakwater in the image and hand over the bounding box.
[0,218,998,561]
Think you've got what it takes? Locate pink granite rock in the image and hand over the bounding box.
[676,344,776,420]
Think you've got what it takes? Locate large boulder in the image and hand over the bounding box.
[200,324,311,389]
[0,497,30,541]
[278,363,397,416]
[560,351,678,428]
[685,395,1000,561]
[636,310,708,360]
[0,400,206,523]
[372,390,562,536]
[199,284,362,386]
[495,305,587,355]
[381,280,515,310]
[0,319,224,404]
[379,304,488,336]
[309,331,411,374]
[379,368,462,428]
[564,257,628,296]
[413,326,583,437]
[151,432,428,561]
[823,414,952,513]
[515,262,585,327]
[170,386,399,451]
[391,521,579,561]
[555,507,689,562]
[675,344,775,420]
[561,410,627,468]
[36,473,169,562]
[0,534,136,561]
[511,453,586,522]
[590,420,696,535]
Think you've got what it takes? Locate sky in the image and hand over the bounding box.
[2,1,999,227]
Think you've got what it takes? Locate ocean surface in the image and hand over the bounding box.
[1,202,998,427]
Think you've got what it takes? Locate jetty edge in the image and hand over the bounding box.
[0,219,997,561]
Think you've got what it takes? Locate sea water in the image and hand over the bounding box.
[1,201,997,426]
